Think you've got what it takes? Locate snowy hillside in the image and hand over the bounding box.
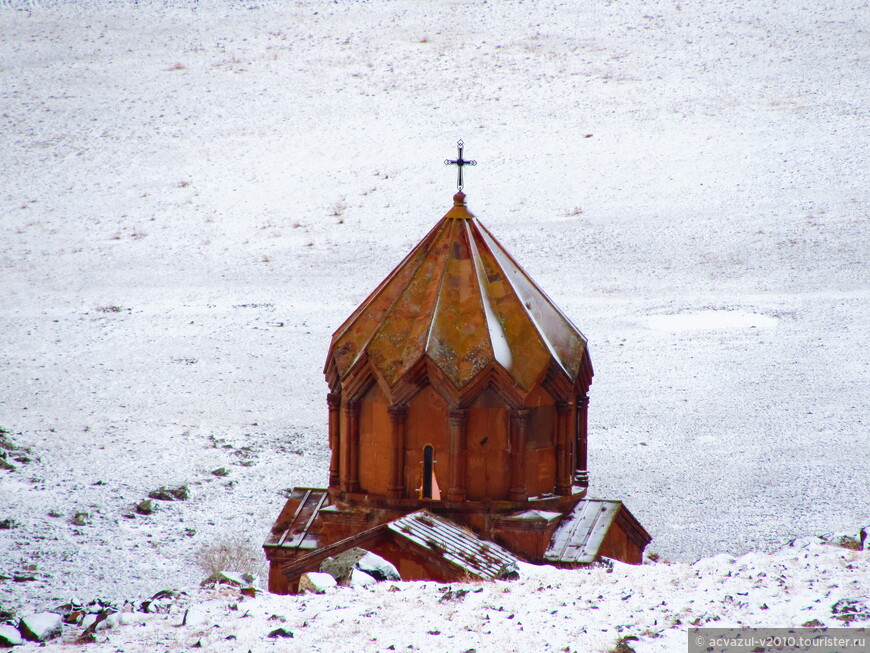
[3,538,870,652]
[0,0,868,638]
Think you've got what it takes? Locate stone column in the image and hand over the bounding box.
[509,408,529,501]
[555,401,573,495]
[327,392,341,488]
[446,408,468,502]
[387,404,407,501]
[574,394,589,487]
[343,399,361,493]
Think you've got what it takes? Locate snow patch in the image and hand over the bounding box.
[644,310,779,332]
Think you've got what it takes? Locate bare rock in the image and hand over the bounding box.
[140,589,183,614]
[134,499,154,515]
[70,512,90,526]
[495,562,520,581]
[200,571,254,588]
[149,485,189,501]
[821,532,863,551]
[356,551,401,582]
[19,612,62,642]
[832,598,870,623]
[319,547,368,584]
[786,536,826,549]
[0,624,23,647]
[298,572,337,594]
[12,575,37,583]
[347,569,376,588]
[81,611,119,632]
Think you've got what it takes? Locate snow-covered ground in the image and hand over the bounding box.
[5,539,870,652]
[0,0,868,641]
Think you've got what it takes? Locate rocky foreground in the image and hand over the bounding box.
[0,533,867,653]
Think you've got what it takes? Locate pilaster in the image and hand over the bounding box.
[446,408,468,502]
[509,408,530,501]
[387,404,408,500]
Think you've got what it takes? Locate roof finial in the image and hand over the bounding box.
[444,139,476,192]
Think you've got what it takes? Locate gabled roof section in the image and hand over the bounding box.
[388,511,519,580]
[544,499,651,565]
[325,192,592,397]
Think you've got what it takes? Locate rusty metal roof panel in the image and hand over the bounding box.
[544,499,621,564]
[325,193,592,396]
[270,488,329,551]
[475,220,589,381]
[327,221,445,382]
[388,511,519,580]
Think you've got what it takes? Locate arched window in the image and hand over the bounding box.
[422,445,434,499]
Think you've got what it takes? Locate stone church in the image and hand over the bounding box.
[264,179,650,593]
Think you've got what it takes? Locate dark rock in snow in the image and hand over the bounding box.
[81,611,119,632]
[53,600,85,624]
[320,549,402,585]
[319,547,369,584]
[19,612,63,642]
[76,631,97,644]
[12,575,37,583]
[0,459,15,471]
[613,635,639,653]
[135,499,154,515]
[832,598,870,623]
[0,519,18,530]
[148,485,189,501]
[821,532,863,551]
[439,588,469,603]
[200,571,255,588]
[70,512,90,526]
[140,589,183,614]
[495,562,520,580]
[211,467,229,477]
[0,624,23,647]
[267,627,294,638]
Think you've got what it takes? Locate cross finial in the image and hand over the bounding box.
[444,139,477,191]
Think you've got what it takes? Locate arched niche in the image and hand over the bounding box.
[466,387,510,501]
[403,385,448,499]
[358,382,392,496]
[524,385,557,497]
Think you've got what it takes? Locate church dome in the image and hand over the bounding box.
[324,192,593,404]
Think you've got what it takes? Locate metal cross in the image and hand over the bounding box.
[444,139,477,191]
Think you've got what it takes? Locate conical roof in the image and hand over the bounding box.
[325,193,592,399]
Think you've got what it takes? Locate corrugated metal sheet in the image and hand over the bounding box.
[544,500,621,564]
[388,511,519,580]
